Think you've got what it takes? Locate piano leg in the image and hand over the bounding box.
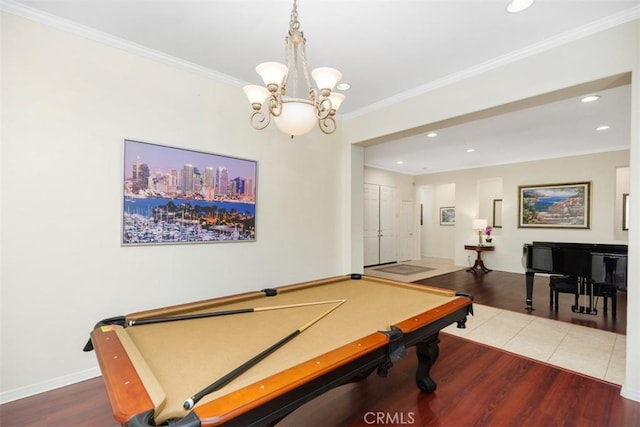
[525,271,535,312]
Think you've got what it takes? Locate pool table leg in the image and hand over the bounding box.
[415,333,440,393]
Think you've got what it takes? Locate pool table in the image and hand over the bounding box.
[85,274,473,426]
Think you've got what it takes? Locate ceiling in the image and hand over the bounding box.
[7,0,638,174]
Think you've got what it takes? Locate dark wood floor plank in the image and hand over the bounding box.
[1,271,636,426]
[0,378,115,427]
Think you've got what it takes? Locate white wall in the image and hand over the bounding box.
[349,145,365,273]
[368,150,628,267]
[0,12,348,401]
[418,183,457,259]
[414,150,629,272]
[615,167,630,241]
[478,178,503,230]
[624,40,640,403]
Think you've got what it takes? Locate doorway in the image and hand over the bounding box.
[364,183,397,266]
[399,200,415,261]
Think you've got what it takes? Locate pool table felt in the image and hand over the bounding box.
[105,276,466,423]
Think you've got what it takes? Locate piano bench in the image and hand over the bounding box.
[549,275,578,311]
[549,276,617,317]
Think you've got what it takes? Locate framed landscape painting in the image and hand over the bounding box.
[518,182,590,229]
[122,139,257,245]
[440,207,455,225]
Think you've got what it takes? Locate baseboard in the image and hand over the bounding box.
[0,367,101,404]
[621,384,640,403]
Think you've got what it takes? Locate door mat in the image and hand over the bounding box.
[373,265,435,275]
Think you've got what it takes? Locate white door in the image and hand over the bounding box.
[379,185,397,264]
[363,183,380,266]
[399,200,415,261]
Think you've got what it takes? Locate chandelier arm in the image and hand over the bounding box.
[250,110,271,130]
[268,94,283,117]
[316,97,333,120]
[318,116,337,135]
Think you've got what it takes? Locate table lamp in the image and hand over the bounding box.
[473,219,488,246]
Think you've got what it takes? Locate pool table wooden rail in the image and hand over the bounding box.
[90,326,157,425]
[87,275,473,426]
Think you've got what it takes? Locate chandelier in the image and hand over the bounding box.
[243,0,345,137]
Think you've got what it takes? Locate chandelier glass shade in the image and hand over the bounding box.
[273,99,317,136]
[243,0,345,137]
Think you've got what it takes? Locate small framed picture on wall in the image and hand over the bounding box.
[440,207,455,225]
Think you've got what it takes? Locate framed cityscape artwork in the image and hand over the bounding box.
[518,182,590,229]
[122,139,257,245]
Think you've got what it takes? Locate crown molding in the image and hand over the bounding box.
[0,0,245,87]
[343,6,640,120]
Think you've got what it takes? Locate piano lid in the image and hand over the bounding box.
[530,241,628,253]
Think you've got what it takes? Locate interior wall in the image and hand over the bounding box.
[418,183,456,259]
[615,167,630,241]
[1,12,347,401]
[414,150,629,272]
[478,178,503,230]
[418,186,433,256]
[349,145,365,274]
[625,59,640,403]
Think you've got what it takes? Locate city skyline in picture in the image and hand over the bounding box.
[123,139,256,202]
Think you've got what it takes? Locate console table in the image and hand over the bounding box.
[464,245,495,273]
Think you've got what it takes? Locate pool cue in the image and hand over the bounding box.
[183,299,346,410]
[127,299,346,327]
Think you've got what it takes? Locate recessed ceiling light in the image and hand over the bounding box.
[507,0,535,13]
[396,160,404,165]
[466,148,475,153]
[596,125,611,131]
[427,132,437,138]
[581,95,601,103]
[336,82,351,91]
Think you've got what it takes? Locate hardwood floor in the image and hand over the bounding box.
[1,271,636,426]
[281,335,640,427]
[415,269,626,335]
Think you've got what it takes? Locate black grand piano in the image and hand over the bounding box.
[522,242,628,315]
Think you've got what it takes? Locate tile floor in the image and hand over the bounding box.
[443,304,626,385]
[366,258,626,386]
